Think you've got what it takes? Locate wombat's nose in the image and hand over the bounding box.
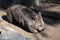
[38,26,45,32]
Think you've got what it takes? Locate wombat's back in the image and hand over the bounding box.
[7,5,26,11]
[7,5,37,23]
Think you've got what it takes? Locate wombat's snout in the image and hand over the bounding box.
[38,26,45,32]
[34,24,45,32]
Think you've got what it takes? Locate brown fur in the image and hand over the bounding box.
[6,5,45,33]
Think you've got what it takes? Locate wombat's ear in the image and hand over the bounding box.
[38,11,42,17]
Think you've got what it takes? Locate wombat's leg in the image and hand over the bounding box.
[19,18,24,26]
[24,20,38,33]
[7,9,12,23]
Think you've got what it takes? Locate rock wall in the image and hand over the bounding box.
[0,0,12,9]
[46,0,60,4]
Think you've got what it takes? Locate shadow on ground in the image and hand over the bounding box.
[41,10,60,26]
[43,16,60,26]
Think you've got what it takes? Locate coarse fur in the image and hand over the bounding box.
[6,5,45,33]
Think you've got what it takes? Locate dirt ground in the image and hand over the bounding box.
[0,9,60,40]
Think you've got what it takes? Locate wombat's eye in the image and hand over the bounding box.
[31,17,35,20]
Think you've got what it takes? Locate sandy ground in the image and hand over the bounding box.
[0,10,60,40]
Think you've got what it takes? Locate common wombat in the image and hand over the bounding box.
[6,5,45,33]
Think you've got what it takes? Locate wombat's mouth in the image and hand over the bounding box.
[37,28,45,32]
[32,25,45,33]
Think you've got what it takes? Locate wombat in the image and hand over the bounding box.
[6,5,45,33]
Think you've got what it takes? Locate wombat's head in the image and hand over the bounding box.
[30,12,45,32]
[23,7,45,33]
